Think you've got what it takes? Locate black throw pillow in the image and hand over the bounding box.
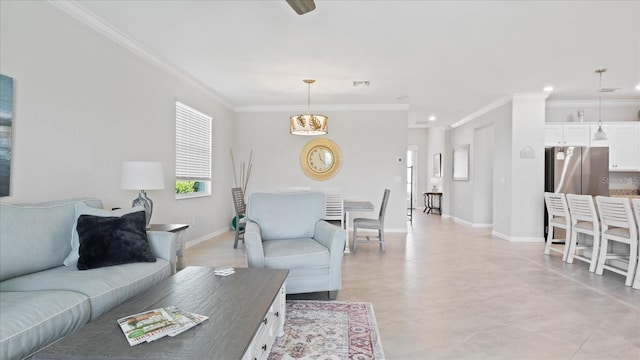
[76,210,156,270]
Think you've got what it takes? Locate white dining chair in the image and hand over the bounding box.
[322,189,344,229]
[565,194,600,272]
[595,196,638,287]
[543,192,572,261]
[631,198,640,290]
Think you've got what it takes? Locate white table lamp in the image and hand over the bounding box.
[430,177,439,192]
[121,161,165,226]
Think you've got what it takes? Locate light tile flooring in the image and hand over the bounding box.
[185,213,640,359]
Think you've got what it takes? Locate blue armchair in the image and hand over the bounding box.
[244,192,346,299]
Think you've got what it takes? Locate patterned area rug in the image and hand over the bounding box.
[268,301,385,360]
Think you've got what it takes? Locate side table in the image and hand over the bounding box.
[148,223,189,271]
[422,192,443,215]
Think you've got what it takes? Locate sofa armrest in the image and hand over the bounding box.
[314,221,346,291]
[314,221,346,257]
[147,231,177,274]
[244,220,266,268]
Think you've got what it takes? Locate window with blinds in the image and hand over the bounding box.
[175,101,212,198]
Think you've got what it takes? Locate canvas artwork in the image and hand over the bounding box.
[453,144,469,181]
[0,74,13,197]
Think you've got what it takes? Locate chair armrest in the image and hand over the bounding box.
[314,221,346,256]
[147,231,177,273]
[244,220,266,268]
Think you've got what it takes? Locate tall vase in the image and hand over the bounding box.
[132,190,153,226]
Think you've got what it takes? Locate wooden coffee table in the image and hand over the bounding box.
[33,266,288,360]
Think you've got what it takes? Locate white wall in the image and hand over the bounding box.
[509,95,546,240]
[0,1,235,243]
[546,101,640,123]
[233,109,409,231]
[472,124,494,225]
[446,103,512,232]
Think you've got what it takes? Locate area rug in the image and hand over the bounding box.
[268,301,385,360]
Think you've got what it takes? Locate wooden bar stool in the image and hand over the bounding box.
[544,192,571,261]
[631,198,640,290]
[565,194,600,272]
[595,196,638,287]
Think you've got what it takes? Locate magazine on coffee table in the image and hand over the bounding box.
[117,307,208,346]
[164,306,209,337]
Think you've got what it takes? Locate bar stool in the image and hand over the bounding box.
[631,198,640,290]
[544,192,571,261]
[565,194,600,272]
[595,196,638,287]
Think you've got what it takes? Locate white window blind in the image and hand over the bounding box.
[176,101,212,181]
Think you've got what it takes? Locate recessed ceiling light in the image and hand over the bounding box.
[635,83,640,90]
[428,115,436,122]
[353,81,370,87]
[543,86,554,92]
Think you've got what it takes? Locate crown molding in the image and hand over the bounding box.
[546,99,640,108]
[450,95,512,128]
[48,0,233,109]
[234,104,410,113]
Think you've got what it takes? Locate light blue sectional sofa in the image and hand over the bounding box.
[0,198,177,360]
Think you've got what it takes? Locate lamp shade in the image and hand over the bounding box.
[289,114,328,135]
[121,161,165,190]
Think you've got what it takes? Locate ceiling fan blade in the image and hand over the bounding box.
[286,0,316,15]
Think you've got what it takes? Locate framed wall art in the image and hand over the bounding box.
[452,144,469,181]
[0,74,13,197]
[433,153,441,178]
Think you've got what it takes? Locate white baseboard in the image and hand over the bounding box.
[449,216,493,228]
[185,228,228,249]
[347,227,407,233]
[451,216,472,227]
[492,230,544,242]
[472,223,493,228]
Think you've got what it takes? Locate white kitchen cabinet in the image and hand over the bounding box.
[544,124,590,146]
[590,124,640,171]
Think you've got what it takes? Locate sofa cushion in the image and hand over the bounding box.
[0,290,91,360]
[263,238,330,270]
[0,260,170,320]
[247,192,325,240]
[0,198,102,282]
[64,202,145,266]
[76,211,156,270]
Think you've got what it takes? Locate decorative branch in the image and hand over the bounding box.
[230,149,253,196]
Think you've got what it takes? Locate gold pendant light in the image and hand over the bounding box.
[290,79,328,136]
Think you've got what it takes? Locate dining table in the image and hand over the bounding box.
[343,200,375,253]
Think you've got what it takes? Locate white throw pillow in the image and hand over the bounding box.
[63,202,146,266]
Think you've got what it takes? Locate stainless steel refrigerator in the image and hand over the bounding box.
[545,146,609,196]
[544,146,609,237]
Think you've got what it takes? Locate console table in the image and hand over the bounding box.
[148,223,189,271]
[422,192,442,215]
[33,266,288,360]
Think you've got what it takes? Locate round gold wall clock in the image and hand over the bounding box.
[299,138,342,181]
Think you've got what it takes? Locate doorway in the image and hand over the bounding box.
[407,146,418,210]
